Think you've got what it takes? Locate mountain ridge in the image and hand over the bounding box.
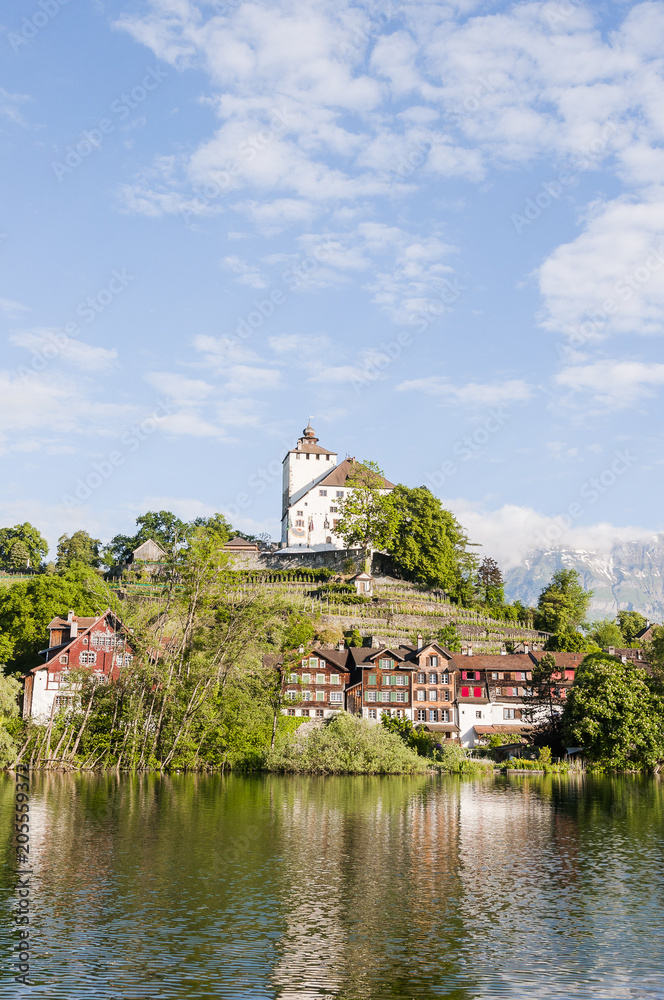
[503,535,664,620]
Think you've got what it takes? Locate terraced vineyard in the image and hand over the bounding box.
[116,572,548,654]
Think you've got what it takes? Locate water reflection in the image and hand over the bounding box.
[1,772,663,999]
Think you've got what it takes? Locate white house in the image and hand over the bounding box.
[280,422,394,550]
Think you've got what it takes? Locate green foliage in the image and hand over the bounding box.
[0,523,49,570]
[563,652,664,771]
[0,568,118,673]
[617,610,648,643]
[281,613,315,651]
[334,460,398,565]
[535,569,592,634]
[544,628,597,653]
[56,530,102,570]
[387,485,478,600]
[436,623,462,652]
[265,713,429,774]
[344,628,364,648]
[587,619,624,647]
[315,623,344,646]
[431,741,492,774]
[477,557,505,605]
[0,673,21,722]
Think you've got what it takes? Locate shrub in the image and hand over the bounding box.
[265,713,429,774]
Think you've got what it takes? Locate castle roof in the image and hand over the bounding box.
[316,457,395,490]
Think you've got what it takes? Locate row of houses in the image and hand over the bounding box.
[21,608,652,749]
[264,640,606,747]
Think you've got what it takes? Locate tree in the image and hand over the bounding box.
[134,510,188,551]
[544,628,596,653]
[56,531,102,570]
[0,568,119,673]
[535,569,592,634]
[103,533,135,567]
[477,557,505,605]
[387,485,478,599]
[334,460,398,570]
[189,513,233,545]
[563,652,664,770]
[587,619,624,648]
[522,652,566,750]
[617,610,648,643]
[0,523,48,570]
[436,623,462,652]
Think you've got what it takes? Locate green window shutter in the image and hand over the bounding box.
[391,691,398,703]
[368,674,377,686]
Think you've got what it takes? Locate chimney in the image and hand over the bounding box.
[467,644,473,656]
[70,620,78,638]
[523,643,529,655]
[371,635,379,649]
[416,633,423,651]
[67,610,75,622]
[608,646,615,655]
[338,641,344,652]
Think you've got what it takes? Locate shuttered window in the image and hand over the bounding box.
[367,674,377,686]
[474,687,482,697]
[461,686,469,697]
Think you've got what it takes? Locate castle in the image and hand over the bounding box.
[280,422,394,551]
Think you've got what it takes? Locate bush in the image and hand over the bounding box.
[265,713,429,774]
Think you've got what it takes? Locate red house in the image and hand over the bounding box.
[22,609,133,720]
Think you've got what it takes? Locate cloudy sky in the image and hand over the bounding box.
[1,0,664,566]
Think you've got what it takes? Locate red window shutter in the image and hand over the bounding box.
[461,686,469,697]
[474,687,481,698]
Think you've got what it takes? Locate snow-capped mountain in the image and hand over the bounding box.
[503,536,664,619]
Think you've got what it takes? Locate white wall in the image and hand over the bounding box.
[457,702,491,747]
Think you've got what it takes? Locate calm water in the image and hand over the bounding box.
[1,771,664,1000]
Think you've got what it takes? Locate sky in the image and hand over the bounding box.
[1,0,664,569]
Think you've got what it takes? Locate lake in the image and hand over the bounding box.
[2,772,664,999]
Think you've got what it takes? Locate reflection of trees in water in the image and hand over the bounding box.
[269,775,478,1000]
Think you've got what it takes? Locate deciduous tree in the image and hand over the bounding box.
[335,460,397,570]
[56,531,102,570]
[0,523,48,570]
[563,652,664,770]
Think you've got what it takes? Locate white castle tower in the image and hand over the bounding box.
[281,422,339,548]
[280,422,395,550]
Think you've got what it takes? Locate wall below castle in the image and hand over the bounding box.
[227,548,369,572]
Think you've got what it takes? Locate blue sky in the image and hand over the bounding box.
[1,0,664,568]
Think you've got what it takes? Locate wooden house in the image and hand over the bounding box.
[281,647,350,719]
[22,609,133,720]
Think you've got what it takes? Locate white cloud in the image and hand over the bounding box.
[556,359,664,406]
[220,254,269,289]
[0,297,29,318]
[10,329,118,372]
[0,369,135,452]
[449,497,655,570]
[397,376,533,408]
[538,195,664,340]
[146,372,214,404]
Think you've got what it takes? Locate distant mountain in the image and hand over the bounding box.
[504,536,664,620]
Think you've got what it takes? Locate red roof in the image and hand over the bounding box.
[529,651,585,668]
